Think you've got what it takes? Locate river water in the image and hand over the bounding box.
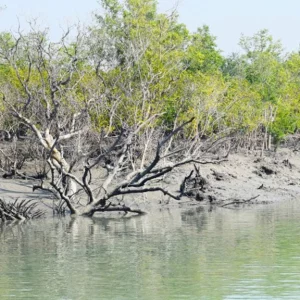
[1,200,300,299]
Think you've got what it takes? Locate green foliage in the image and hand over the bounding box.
[0,3,300,144]
[185,25,223,74]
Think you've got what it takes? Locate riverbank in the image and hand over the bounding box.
[0,147,300,213]
[197,147,300,205]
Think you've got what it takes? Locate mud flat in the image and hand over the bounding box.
[1,147,300,213]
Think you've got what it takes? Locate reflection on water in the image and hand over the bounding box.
[1,201,300,299]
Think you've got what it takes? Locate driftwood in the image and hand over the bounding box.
[221,195,260,207]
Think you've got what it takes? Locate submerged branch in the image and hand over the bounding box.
[221,195,260,207]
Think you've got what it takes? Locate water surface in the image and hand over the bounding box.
[1,201,300,299]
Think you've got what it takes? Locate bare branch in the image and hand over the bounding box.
[91,205,145,216]
[221,195,260,207]
[58,130,85,141]
[131,118,195,184]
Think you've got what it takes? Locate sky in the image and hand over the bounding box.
[0,0,300,56]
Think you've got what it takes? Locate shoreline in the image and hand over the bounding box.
[1,147,300,215]
[197,147,300,205]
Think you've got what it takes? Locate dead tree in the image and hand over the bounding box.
[0,26,89,186]
[29,117,225,216]
[0,26,226,217]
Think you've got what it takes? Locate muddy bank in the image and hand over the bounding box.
[0,147,300,213]
[196,147,300,205]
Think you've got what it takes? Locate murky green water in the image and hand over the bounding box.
[1,201,300,299]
